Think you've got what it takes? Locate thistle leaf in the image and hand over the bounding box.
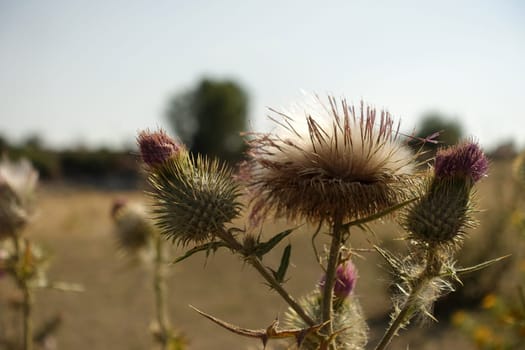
[271,244,291,284]
[190,305,326,347]
[254,228,294,258]
[454,254,511,276]
[342,197,418,230]
[31,280,85,292]
[173,241,229,264]
[374,245,404,274]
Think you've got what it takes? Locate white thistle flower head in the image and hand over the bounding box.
[246,94,419,224]
[0,156,38,239]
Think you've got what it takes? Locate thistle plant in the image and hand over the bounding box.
[138,95,500,350]
[0,156,37,240]
[451,151,525,349]
[374,140,492,350]
[110,197,187,350]
[0,156,82,350]
[108,128,193,350]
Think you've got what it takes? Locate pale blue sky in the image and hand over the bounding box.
[0,0,523,149]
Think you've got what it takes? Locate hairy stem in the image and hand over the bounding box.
[375,248,437,350]
[374,277,427,350]
[321,212,345,343]
[154,234,170,349]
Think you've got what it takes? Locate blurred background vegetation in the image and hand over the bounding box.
[0,78,517,190]
[166,78,249,164]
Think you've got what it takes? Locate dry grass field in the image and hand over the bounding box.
[1,159,522,350]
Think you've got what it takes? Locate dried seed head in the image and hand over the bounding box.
[403,141,487,246]
[0,156,38,239]
[111,200,155,253]
[434,141,488,183]
[147,149,242,246]
[285,292,368,350]
[246,95,419,224]
[319,260,357,299]
[137,129,182,167]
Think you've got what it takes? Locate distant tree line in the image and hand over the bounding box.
[0,135,140,189]
[0,85,515,189]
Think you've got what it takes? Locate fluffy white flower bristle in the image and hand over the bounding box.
[247,94,420,223]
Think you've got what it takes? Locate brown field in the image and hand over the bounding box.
[1,159,522,350]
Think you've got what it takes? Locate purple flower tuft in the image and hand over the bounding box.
[434,141,488,182]
[320,260,358,299]
[137,130,181,167]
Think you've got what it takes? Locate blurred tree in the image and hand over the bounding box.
[166,78,249,163]
[0,134,8,151]
[411,112,463,153]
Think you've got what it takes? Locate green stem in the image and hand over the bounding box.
[22,282,33,350]
[11,236,33,350]
[374,277,427,350]
[154,234,170,350]
[216,229,315,327]
[320,212,345,345]
[248,256,316,326]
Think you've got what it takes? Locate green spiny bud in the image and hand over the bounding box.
[404,177,473,245]
[147,149,242,246]
[403,141,487,246]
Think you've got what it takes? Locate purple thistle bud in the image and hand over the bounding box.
[320,261,358,299]
[137,129,181,167]
[434,141,488,182]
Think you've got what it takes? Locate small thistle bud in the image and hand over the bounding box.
[111,199,155,253]
[245,95,420,224]
[403,141,488,245]
[137,129,182,167]
[242,233,258,253]
[145,143,242,246]
[111,198,127,218]
[319,261,357,299]
[0,156,38,239]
